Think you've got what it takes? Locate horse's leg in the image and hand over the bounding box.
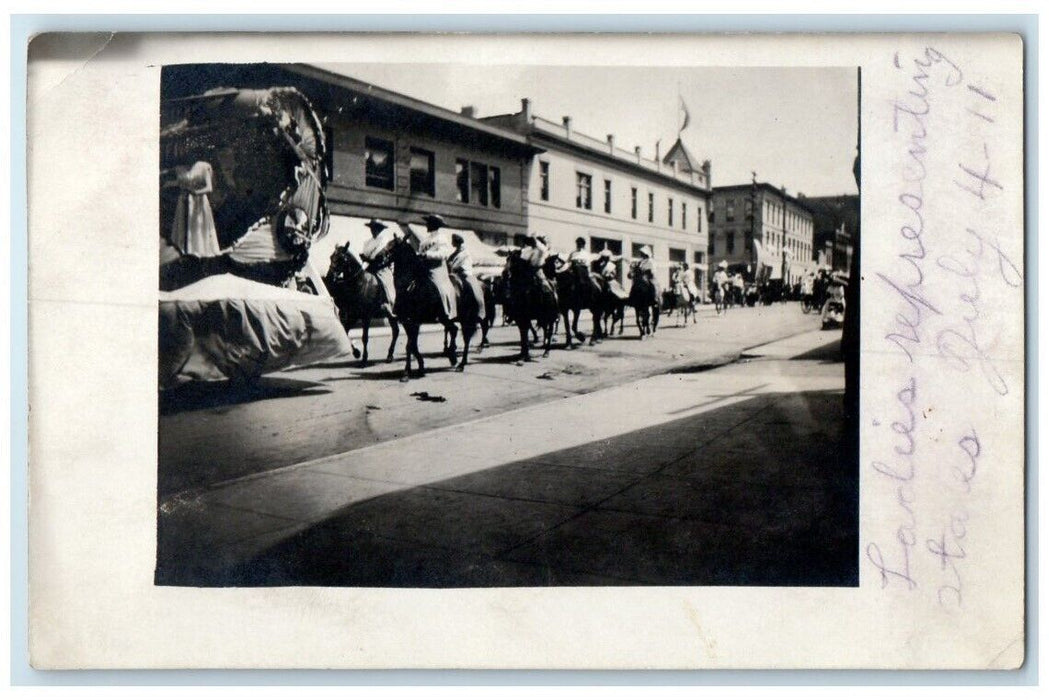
[385,316,399,362]
[589,309,601,345]
[515,323,531,365]
[359,320,370,366]
[443,320,459,366]
[413,324,426,376]
[542,320,553,358]
[573,308,586,342]
[561,308,574,349]
[456,322,474,372]
[479,317,490,350]
[652,305,660,335]
[401,323,414,382]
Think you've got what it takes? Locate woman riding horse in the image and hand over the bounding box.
[503,235,559,363]
[323,227,400,365]
[628,245,661,338]
[544,241,604,348]
[390,214,481,380]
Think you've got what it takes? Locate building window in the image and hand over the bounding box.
[681,202,687,230]
[470,162,489,206]
[364,136,395,190]
[631,187,638,219]
[455,159,469,203]
[707,240,715,255]
[604,179,612,214]
[539,161,550,201]
[576,172,593,210]
[745,234,752,251]
[647,192,654,222]
[489,166,501,208]
[726,198,736,222]
[668,198,674,227]
[727,231,736,254]
[697,206,703,233]
[409,147,435,197]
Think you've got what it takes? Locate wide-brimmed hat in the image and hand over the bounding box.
[832,271,849,285]
[422,214,447,230]
[365,219,387,233]
[638,245,653,258]
[534,234,549,245]
[717,260,728,269]
[598,248,613,258]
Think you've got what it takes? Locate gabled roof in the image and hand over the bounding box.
[663,137,700,173]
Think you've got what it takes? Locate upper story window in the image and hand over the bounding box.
[409,147,435,197]
[470,162,489,206]
[681,202,687,230]
[726,230,736,254]
[726,198,736,222]
[455,159,469,203]
[647,192,654,222]
[365,136,395,190]
[456,159,500,208]
[604,179,612,214]
[576,172,593,210]
[631,187,638,219]
[539,161,550,201]
[489,166,501,209]
[697,206,703,233]
[668,197,674,227]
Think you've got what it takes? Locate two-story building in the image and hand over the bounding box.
[161,63,543,276]
[709,182,815,287]
[482,101,713,289]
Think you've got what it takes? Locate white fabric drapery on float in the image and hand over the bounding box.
[159,274,353,389]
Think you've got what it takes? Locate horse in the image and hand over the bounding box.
[628,270,661,339]
[389,234,481,380]
[543,257,605,348]
[503,250,559,363]
[323,242,400,365]
[662,284,697,327]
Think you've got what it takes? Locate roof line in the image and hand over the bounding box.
[286,63,537,148]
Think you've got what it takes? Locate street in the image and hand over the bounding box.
[157,303,857,588]
[160,303,826,495]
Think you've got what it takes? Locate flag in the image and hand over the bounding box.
[679,96,691,133]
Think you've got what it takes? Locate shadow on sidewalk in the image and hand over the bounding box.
[159,377,331,415]
[157,388,858,589]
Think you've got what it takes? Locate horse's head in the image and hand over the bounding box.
[327,242,364,281]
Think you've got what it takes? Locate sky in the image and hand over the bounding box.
[319,63,859,197]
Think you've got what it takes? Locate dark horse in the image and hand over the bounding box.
[628,267,661,339]
[592,275,627,337]
[389,235,481,380]
[543,257,605,348]
[323,243,399,365]
[504,251,559,363]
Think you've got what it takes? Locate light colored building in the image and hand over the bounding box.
[483,101,713,289]
[709,182,815,287]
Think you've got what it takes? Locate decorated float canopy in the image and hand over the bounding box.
[160,86,330,288]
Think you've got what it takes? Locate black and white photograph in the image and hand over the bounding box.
[25,30,1025,670]
[155,61,861,588]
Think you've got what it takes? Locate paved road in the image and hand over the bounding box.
[160,302,828,496]
[156,327,856,588]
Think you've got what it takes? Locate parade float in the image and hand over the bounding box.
[158,86,352,389]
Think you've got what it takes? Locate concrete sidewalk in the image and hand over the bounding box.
[157,328,857,587]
